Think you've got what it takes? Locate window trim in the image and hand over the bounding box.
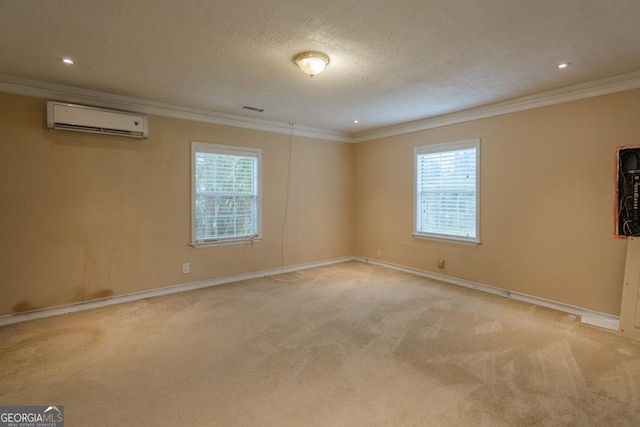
[190,141,262,248]
[413,138,481,245]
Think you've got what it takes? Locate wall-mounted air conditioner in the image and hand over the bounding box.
[47,101,148,138]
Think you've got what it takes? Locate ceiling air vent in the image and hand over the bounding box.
[47,101,148,138]
[242,106,265,113]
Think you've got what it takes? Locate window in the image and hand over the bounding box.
[414,138,480,244]
[191,142,261,246]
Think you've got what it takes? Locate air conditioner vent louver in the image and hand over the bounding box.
[47,101,148,138]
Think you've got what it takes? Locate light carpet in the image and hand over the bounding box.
[1,261,640,426]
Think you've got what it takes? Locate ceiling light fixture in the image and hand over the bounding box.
[294,52,330,77]
[61,57,74,65]
[558,62,570,69]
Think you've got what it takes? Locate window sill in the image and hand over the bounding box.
[191,236,263,248]
[412,233,481,246]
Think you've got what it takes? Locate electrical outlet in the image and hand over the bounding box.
[376,250,381,258]
[437,259,445,269]
[182,263,190,274]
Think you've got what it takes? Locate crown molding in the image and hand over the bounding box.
[0,74,352,143]
[2,71,640,144]
[352,70,640,142]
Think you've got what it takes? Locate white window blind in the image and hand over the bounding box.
[192,142,261,245]
[415,139,480,242]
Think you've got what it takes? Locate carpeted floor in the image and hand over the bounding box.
[1,261,639,426]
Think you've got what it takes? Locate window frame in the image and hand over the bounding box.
[413,138,481,245]
[190,141,262,248]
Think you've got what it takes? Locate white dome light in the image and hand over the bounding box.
[294,52,330,78]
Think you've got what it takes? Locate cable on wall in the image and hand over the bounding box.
[271,123,304,282]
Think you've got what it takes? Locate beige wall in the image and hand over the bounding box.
[2,89,639,318]
[0,93,355,316]
[355,89,640,315]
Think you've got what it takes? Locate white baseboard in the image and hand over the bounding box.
[0,256,353,327]
[0,255,620,332]
[356,256,620,331]
[580,315,621,331]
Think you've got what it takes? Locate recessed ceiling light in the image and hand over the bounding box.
[353,120,359,124]
[61,57,74,65]
[558,62,570,69]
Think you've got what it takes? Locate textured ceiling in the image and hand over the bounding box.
[1,0,640,136]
